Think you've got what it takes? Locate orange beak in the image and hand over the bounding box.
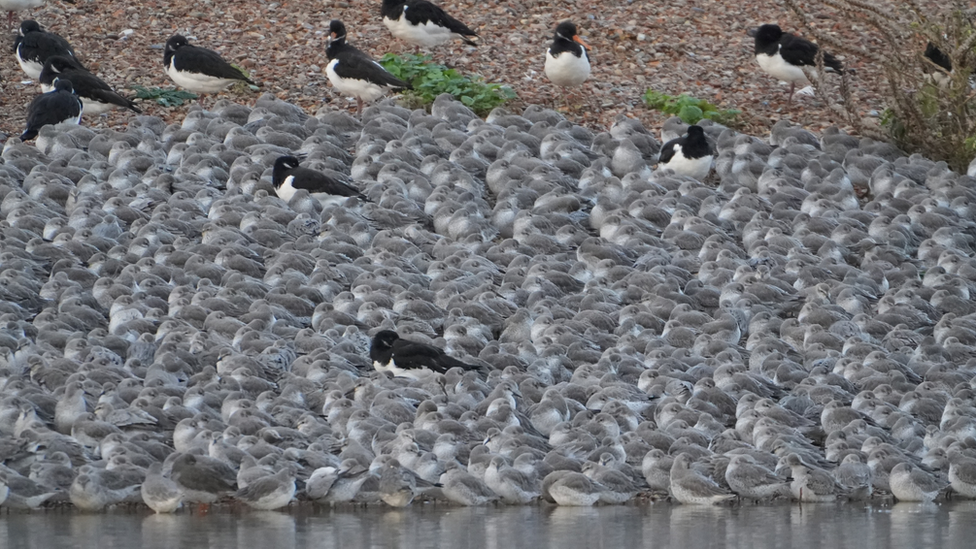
[573,35,590,50]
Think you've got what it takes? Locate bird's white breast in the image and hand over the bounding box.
[16,49,44,80]
[545,49,590,87]
[326,58,388,102]
[663,144,713,180]
[383,14,453,47]
[81,97,115,115]
[275,175,297,202]
[756,50,808,84]
[167,59,237,94]
[373,359,431,380]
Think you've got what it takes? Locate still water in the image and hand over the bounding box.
[2,501,975,549]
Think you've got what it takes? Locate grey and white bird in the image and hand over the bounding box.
[889,462,945,503]
[833,454,873,500]
[543,470,605,506]
[669,453,736,505]
[725,453,791,501]
[783,454,845,502]
[377,458,439,507]
[141,462,183,513]
[170,453,238,505]
[69,469,139,512]
[235,467,297,510]
[439,464,498,506]
[484,456,540,504]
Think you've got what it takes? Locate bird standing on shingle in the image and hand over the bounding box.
[325,20,411,114]
[748,23,843,104]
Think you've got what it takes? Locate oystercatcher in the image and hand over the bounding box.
[272,155,368,207]
[40,56,141,115]
[370,329,480,379]
[658,125,713,181]
[163,35,256,98]
[544,21,590,106]
[748,23,842,104]
[21,78,83,141]
[325,20,411,114]
[14,20,82,80]
[380,0,478,50]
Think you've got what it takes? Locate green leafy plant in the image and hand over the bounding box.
[132,86,199,107]
[642,90,741,125]
[379,53,516,115]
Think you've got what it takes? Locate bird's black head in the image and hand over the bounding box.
[272,155,301,187]
[371,330,400,351]
[554,21,589,50]
[687,125,705,137]
[554,21,579,39]
[164,35,189,65]
[328,20,347,42]
[749,24,783,44]
[20,20,41,36]
[165,35,189,52]
[52,78,74,94]
[326,20,347,59]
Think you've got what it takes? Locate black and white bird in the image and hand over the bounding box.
[748,23,843,103]
[14,20,83,80]
[380,0,478,49]
[21,78,83,141]
[370,330,480,379]
[544,21,590,92]
[923,42,963,87]
[40,56,141,115]
[658,125,713,181]
[272,155,368,207]
[326,20,411,114]
[163,35,256,97]
[924,42,952,73]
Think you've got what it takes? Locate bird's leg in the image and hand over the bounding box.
[787,82,795,106]
[356,97,364,116]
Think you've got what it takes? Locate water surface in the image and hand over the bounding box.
[2,501,974,549]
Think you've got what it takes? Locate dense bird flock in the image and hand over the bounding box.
[2,0,976,514]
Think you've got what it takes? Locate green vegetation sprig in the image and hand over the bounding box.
[380,53,516,115]
[642,90,741,125]
[131,86,199,107]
